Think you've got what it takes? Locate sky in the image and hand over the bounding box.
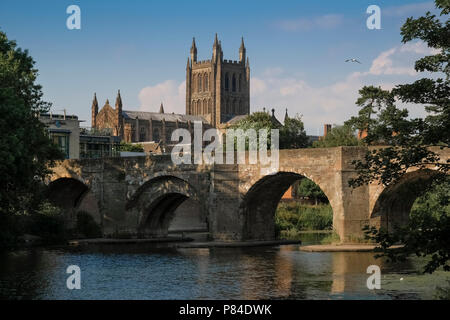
[0,0,440,135]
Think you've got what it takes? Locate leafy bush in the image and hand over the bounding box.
[28,201,65,243]
[118,141,144,152]
[275,203,333,235]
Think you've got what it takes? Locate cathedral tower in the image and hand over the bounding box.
[186,34,250,127]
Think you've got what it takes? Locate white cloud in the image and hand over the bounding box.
[275,14,344,32]
[369,47,416,76]
[138,80,186,114]
[368,42,439,76]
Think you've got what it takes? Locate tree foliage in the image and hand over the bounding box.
[350,1,450,273]
[231,111,309,149]
[297,178,328,204]
[279,114,309,149]
[0,31,62,218]
[313,124,361,148]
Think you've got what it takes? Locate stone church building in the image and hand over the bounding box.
[91,35,250,145]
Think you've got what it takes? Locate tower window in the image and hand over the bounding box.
[239,74,242,92]
[232,74,237,92]
[198,75,202,92]
[225,73,229,91]
[204,74,208,92]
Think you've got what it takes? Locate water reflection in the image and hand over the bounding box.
[0,238,447,300]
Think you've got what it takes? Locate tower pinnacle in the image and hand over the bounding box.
[115,89,122,110]
[190,37,197,62]
[239,36,246,63]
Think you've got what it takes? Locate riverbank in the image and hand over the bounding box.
[299,244,403,252]
[175,239,302,248]
[68,236,192,245]
[67,237,302,248]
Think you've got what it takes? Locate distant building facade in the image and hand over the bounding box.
[92,91,212,147]
[79,127,120,159]
[39,112,120,159]
[39,113,80,159]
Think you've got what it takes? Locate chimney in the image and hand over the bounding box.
[324,124,332,137]
[358,129,368,140]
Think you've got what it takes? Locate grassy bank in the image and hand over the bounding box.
[275,202,333,240]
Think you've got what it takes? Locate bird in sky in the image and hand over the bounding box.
[345,58,361,64]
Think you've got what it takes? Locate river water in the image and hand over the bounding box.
[0,234,448,300]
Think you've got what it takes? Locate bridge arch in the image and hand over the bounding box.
[240,171,335,241]
[47,177,89,209]
[46,177,101,228]
[370,169,442,232]
[127,175,205,237]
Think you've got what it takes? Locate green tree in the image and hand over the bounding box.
[230,112,280,150]
[280,114,309,149]
[231,111,308,150]
[297,178,327,205]
[0,31,62,218]
[313,124,361,148]
[350,1,450,273]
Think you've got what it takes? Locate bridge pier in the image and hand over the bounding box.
[208,165,244,241]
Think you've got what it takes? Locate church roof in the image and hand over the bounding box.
[225,115,248,125]
[122,110,209,124]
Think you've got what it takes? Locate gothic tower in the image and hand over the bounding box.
[91,92,98,128]
[186,34,250,127]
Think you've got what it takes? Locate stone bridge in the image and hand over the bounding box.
[47,146,449,242]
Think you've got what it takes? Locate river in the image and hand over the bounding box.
[0,234,448,299]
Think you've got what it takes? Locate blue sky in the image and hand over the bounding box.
[0,0,439,134]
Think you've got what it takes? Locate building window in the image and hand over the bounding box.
[51,133,70,159]
[153,128,160,142]
[140,126,146,142]
[239,74,242,92]
[232,74,237,92]
[198,75,202,92]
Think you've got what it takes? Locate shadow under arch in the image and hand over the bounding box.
[371,169,441,232]
[46,177,91,227]
[47,177,89,209]
[240,171,333,241]
[127,175,204,237]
